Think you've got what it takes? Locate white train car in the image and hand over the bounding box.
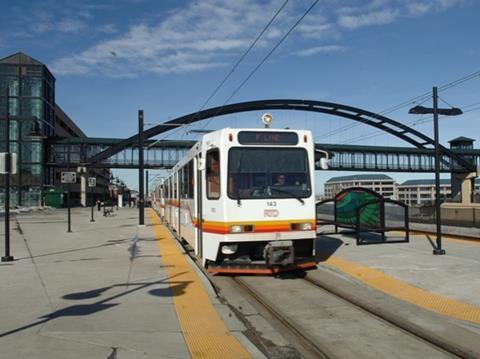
[156,118,317,274]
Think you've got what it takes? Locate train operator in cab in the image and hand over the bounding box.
[273,174,286,186]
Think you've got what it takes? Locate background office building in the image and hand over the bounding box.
[0,52,109,207]
[398,179,480,206]
[397,179,451,206]
[324,174,397,199]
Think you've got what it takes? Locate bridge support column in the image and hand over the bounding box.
[450,172,477,204]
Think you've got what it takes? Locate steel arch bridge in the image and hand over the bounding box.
[87,99,475,172]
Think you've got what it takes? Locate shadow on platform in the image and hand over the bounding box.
[0,272,190,339]
[315,235,344,262]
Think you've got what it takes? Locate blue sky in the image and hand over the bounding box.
[1,0,479,192]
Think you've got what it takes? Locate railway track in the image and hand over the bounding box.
[231,275,330,359]
[164,215,479,358]
[226,271,472,359]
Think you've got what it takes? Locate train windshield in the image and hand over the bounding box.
[227,147,311,200]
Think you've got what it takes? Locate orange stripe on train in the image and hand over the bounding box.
[200,220,316,234]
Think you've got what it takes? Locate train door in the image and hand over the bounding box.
[168,175,174,227]
[159,184,165,219]
[167,177,172,225]
[177,169,182,238]
[172,172,179,232]
[179,161,195,247]
[195,154,203,258]
[177,171,181,234]
[201,148,222,263]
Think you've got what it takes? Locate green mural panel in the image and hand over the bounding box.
[335,189,380,228]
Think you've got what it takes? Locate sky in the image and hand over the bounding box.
[1,0,479,192]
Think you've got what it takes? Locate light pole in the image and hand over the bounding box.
[66,137,72,232]
[89,170,95,223]
[138,110,145,225]
[2,87,13,262]
[409,86,462,255]
[146,170,149,207]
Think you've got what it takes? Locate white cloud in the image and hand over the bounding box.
[9,1,118,38]
[294,45,347,57]
[47,0,467,78]
[298,22,337,39]
[58,19,88,33]
[406,2,432,16]
[97,24,118,34]
[338,9,400,29]
[336,0,465,29]
[51,0,283,77]
[406,0,463,16]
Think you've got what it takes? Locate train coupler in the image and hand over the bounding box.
[263,240,294,267]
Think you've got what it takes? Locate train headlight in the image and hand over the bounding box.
[230,225,244,233]
[299,222,312,231]
[261,113,273,128]
[291,222,313,231]
[221,244,238,255]
[230,224,254,233]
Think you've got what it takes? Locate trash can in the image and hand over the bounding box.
[44,188,63,208]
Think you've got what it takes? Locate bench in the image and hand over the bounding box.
[103,207,113,216]
[103,201,115,217]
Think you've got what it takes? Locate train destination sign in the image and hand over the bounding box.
[238,131,298,145]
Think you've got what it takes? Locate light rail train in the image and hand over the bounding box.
[153,116,318,274]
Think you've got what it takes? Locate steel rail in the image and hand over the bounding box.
[232,276,332,359]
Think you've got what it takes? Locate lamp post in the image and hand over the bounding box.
[89,170,95,223]
[66,137,72,232]
[146,169,149,207]
[2,87,13,262]
[409,86,462,255]
[138,110,145,225]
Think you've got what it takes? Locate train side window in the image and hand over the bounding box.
[206,149,220,199]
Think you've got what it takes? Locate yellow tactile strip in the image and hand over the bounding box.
[148,209,252,359]
[325,256,480,324]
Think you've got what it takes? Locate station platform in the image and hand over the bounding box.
[315,225,480,355]
[0,207,262,359]
[316,226,480,313]
[2,206,479,358]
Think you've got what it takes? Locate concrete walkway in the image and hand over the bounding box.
[0,207,258,359]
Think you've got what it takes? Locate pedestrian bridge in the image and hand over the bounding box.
[45,137,480,173]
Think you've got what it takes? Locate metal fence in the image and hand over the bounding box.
[410,205,480,228]
[319,201,480,229]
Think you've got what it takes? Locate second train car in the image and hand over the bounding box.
[155,118,318,274]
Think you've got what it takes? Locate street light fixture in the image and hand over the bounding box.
[408,86,463,255]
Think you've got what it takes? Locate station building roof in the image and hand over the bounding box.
[400,179,451,186]
[0,52,43,65]
[325,174,394,183]
[448,136,475,143]
[400,178,480,186]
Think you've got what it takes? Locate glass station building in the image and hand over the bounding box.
[0,52,109,207]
